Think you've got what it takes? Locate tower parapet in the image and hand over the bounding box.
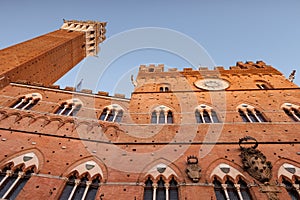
[61,19,107,56]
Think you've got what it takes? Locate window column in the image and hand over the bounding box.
[221,184,230,200]
[81,181,91,200]
[0,170,11,187]
[165,183,169,200]
[152,183,157,200]
[58,104,68,115]
[68,179,80,200]
[234,184,244,200]
[2,171,24,199]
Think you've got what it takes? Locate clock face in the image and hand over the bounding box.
[194,78,229,90]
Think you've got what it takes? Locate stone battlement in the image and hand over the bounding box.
[138,61,282,75]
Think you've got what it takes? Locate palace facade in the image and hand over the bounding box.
[0,20,299,200]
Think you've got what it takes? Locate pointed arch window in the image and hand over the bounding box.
[60,161,103,200]
[151,106,173,124]
[158,84,170,92]
[99,104,124,123]
[0,165,34,199]
[281,103,300,122]
[55,99,82,116]
[237,104,267,123]
[195,104,220,124]
[11,93,42,110]
[0,152,38,199]
[256,81,271,90]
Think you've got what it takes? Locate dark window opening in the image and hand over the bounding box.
[213,178,226,200]
[203,110,212,123]
[99,108,108,120]
[156,177,166,200]
[143,178,153,200]
[151,111,157,124]
[238,179,252,200]
[159,111,165,124]
[282,178,299,200]
[239,110,250,122]
[167,111,173,124]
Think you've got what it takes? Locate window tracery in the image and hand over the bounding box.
[0,152,38,199]
[59,161,102,200]
[211,163,252,200]
[55,98,83,116]
[237,104,267,123]
[281,103,300,122]
[99,104,124,122]
[278,163,300,199]
[151,105,173,124]
[195,104,220,123]
[11,93,42,110]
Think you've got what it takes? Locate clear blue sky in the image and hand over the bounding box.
[0,0,299,97]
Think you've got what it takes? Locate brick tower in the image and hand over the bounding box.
[0,20,106,87]
[0,20,300,200]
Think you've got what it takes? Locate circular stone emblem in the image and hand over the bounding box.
[194,78,229,90]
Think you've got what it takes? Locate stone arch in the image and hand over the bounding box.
[60,156,108,182]
[274,158,300,183]
[0,148,44,173]
[98,104,125,122]
[137,157,184,183]
[9,92,43,109]
[205,158,248,183]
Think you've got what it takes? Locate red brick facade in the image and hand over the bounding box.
[0,21,299,200]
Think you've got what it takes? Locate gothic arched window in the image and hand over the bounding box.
[195,104,220,124]
[256,81,271,90]
[151,106,174,124]
[237,104,267,123]
[99,104,124,123]
[55,99,82,116]
[59,161,102,200]
[281,103,300,122]
[11,93,42,110]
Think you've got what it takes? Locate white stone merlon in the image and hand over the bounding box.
[60,19,107,56]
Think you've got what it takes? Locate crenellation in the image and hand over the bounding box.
[199,67,209,70]
[97,91,109,96]
[114,93,126,98]
[64,86,75,91]
[0,20,300,200]
[80,89,93,94]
